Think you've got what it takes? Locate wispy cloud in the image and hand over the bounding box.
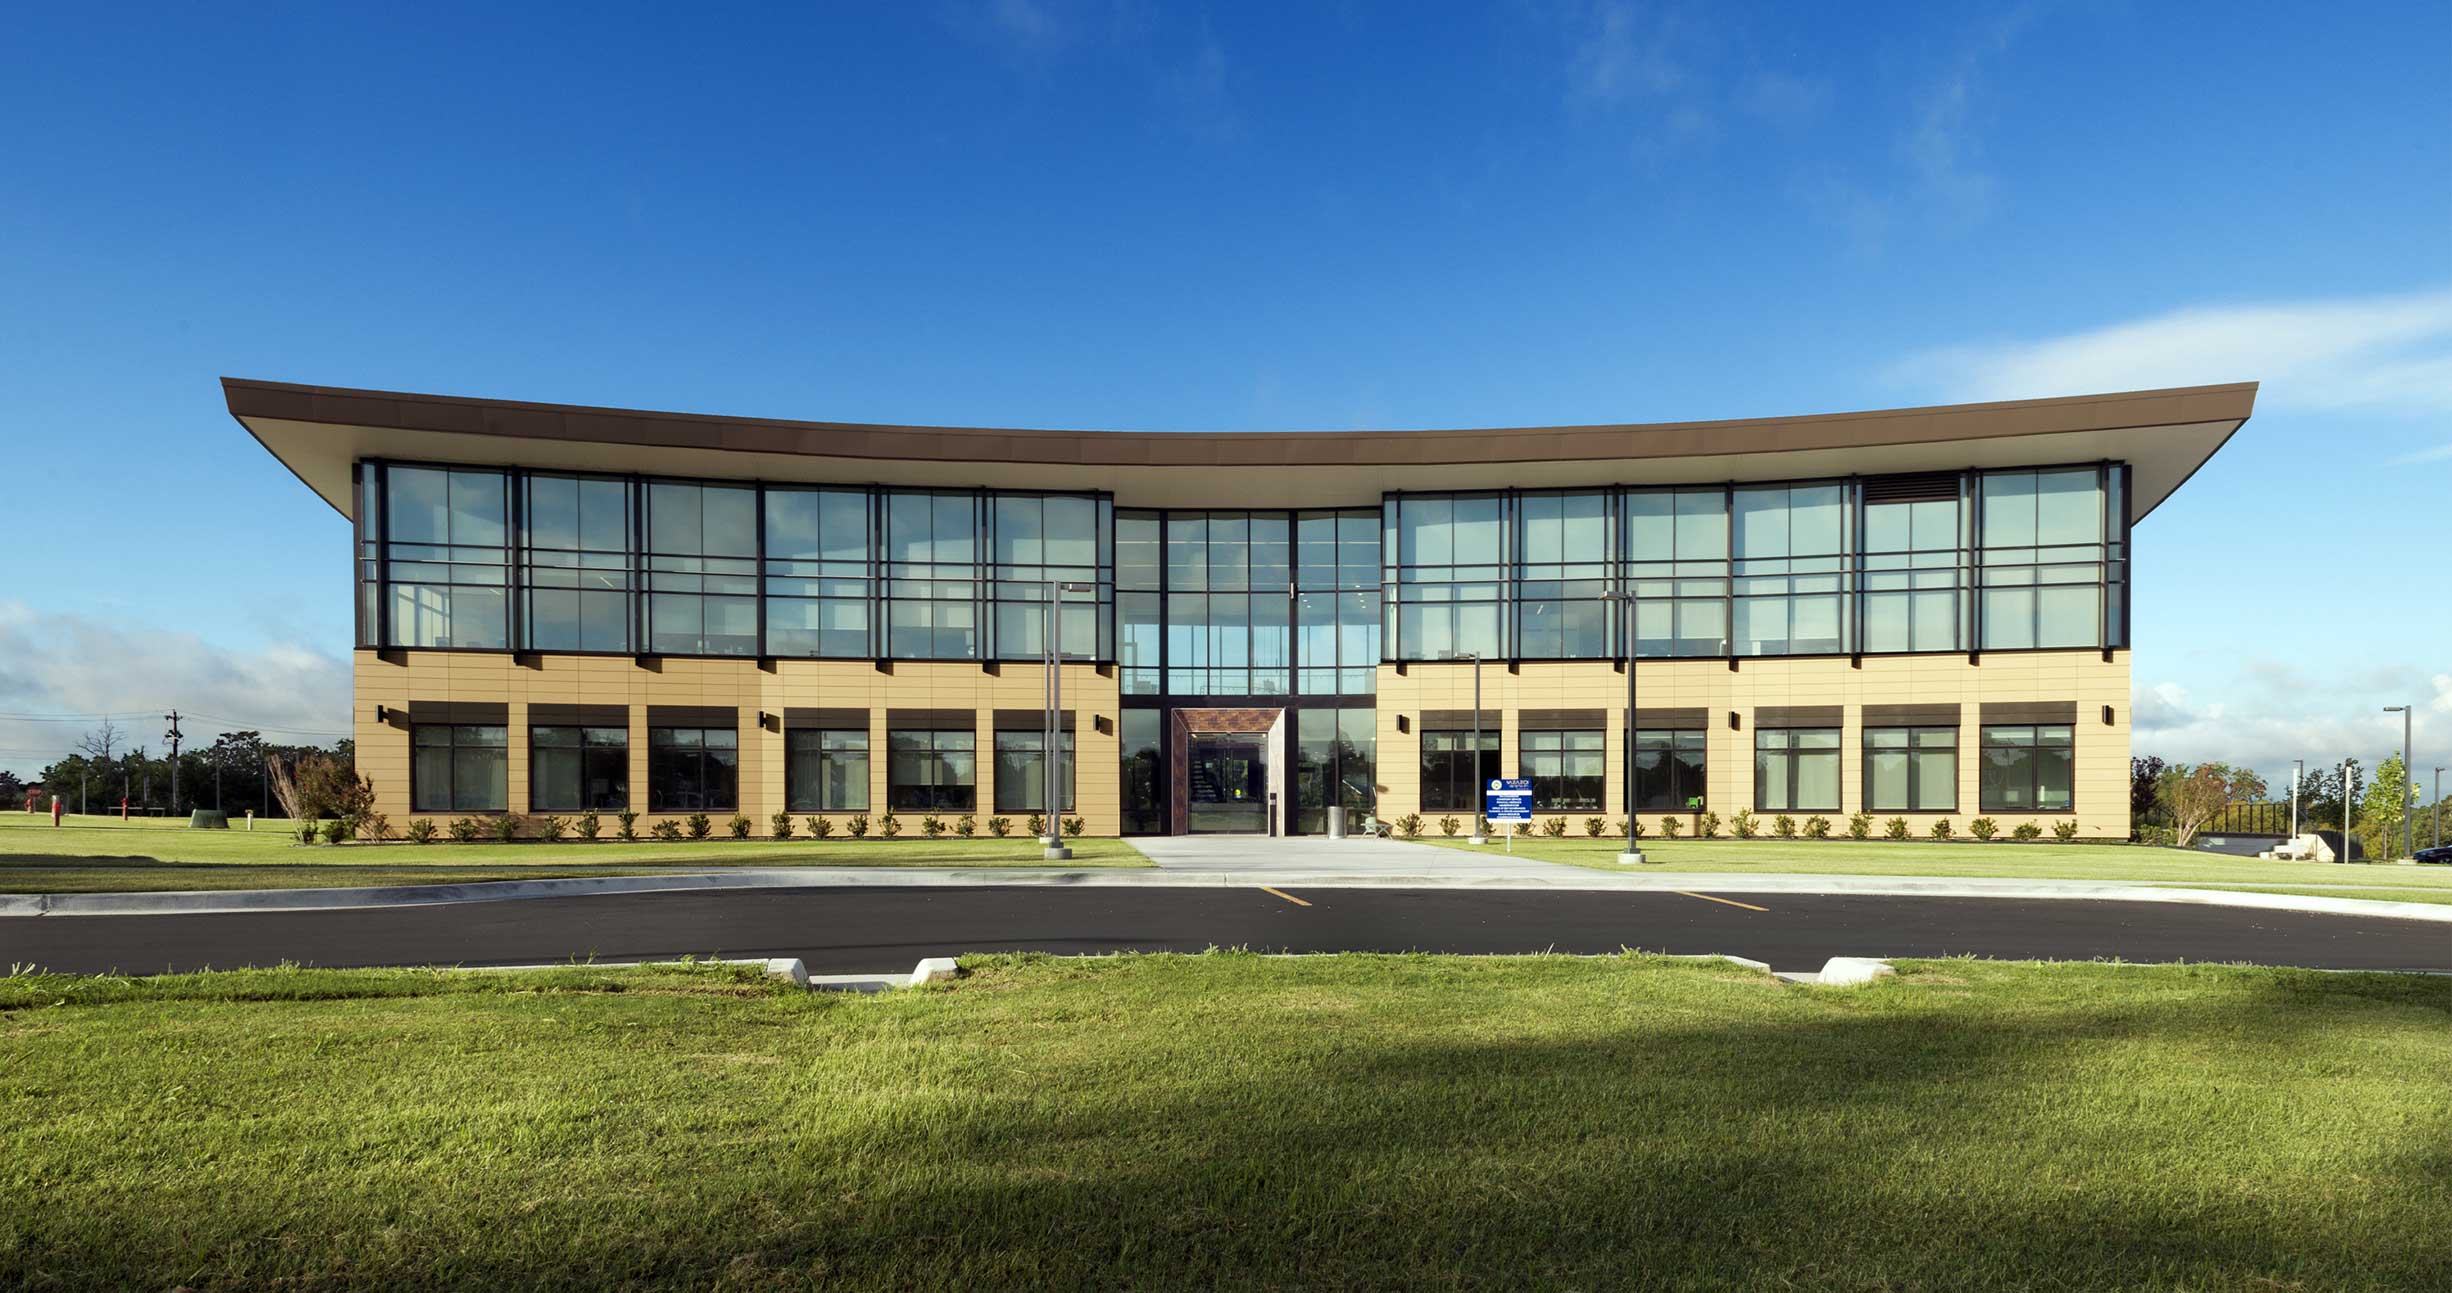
[0,602,351,777]
[2132,669,2450,788]
[1898,6,2032,225]
[1566,1,1691,103]
[1891,286,2452,414]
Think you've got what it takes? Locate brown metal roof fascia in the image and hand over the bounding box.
[221,377,2259,472]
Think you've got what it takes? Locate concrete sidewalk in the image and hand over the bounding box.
[1130,833,1578,879]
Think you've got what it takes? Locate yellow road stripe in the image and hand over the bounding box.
[1672,890,1769,912]
[1259,886,1312,907]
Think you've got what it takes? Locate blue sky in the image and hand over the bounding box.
[1,1,2445,786]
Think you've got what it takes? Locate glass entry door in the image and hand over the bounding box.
[1187,736,1267,834]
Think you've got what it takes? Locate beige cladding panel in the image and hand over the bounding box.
[1375,651,2131,838]
[354,652,1122,833]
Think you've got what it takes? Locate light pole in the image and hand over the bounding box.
[1455,652,1487,845]
[2434,766,2444,849]
[1598,589,1643,865]
[2385,705,2412,861]
[1043,580,1093,860]
[2288,758,2303,841]
[163,711,183,820]
[2339,758,2354,861]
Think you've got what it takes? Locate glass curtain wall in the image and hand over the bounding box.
[1624,489,1729,658]
[1162,512,1292,696]
[1731,484,1846,656]
[1861,482,1963,653]
[1419,730,1500,813]
[383,466,509,649]
[1294,707,1377,833]
[1516,492,1613,658]
[521,474,632,652]
[1118,709,1165,833]
[990,494,1111,661]
[764,489,873,657]
[645,482,758,656]
[885,492,980,659]
[1387,495,1504,660]
[1979,468,2120,651]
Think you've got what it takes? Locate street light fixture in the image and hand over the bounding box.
[1453,651,1487,845]
[1598,589,1644,865]
[1043,581,1094,861]
[2385,705,2413,861]
[2288,758,2303,841]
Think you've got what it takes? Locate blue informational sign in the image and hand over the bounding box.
[1484,778,1535,825]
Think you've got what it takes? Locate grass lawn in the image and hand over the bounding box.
[0,813,1148,893]
[1419,833,2452,892]
[2,954,2445,1291]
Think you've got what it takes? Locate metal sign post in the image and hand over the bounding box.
[1485,778,1533,854]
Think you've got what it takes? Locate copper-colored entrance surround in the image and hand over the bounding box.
[1168,708,1285,835]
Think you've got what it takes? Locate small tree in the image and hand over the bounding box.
[770,811,795,840]
[1697,811,1721,839]
[2157,762,2268,848]
[577,809,603,841]
[2358,754,2415,861]
[727,814,752,840]
[1731,810,1757,839]
[617,810,640,841]
[687,813,713,840]
[1846,811,1872,840]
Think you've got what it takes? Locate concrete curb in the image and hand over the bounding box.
[458,955,961,993]
[4,866,2448,923]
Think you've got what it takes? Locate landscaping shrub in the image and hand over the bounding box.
[1616,819,1635,839]
[1397,813,1423,838]
[1970,817,1999,842]
[2054,819,2079,842]
[727,815,752,840]
[686,813,712,841]
[1884,816,1909,840]
[1540,817,1568,838]
[1803,815,1831,839]
[1439,816,1460,837]
[987,816,1011,837]
[769,812,795,840]
[650,819,683,842]
[1731,810,1758,839]
[496,814,527,844]
[2137,825,2175,846]
[1063,816,1085,837]
[358,811,394,842]
[295,819,320,844]
[617,810,639,842]
[1659,816,1683,838]
[448,817,484,844]
[1584,817,1607,838]
[846,814,871,838]
[2013,821,2043,842]
[1929,818,1952,841]
[319,817,350,845]
[539,815,570,842]
[405,818,438,845]
[577,809,602,842]
[878,812,901,838]
[1773,814,1797,839]
[921,815,946,839]
[1847,811,1872,840]
[808,816,834,839]
[956,814,976,837]
[1026,813,1046,838]
[1697,811,1722,839]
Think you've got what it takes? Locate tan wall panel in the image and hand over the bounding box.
[355,652,1122,835]
[1375,651,2131,838]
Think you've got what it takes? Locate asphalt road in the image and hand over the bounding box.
[6,885,2448,976]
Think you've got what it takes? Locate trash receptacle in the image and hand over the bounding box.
[1326,806,1347,839]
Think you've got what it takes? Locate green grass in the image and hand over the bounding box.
[0,813,1147,892]
[1419,833,2452,891]
[2,953,2445,1291]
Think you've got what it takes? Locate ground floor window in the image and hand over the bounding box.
[1980,724,2074,812]
[648,726,738,812]
[1120,710,1164,834]
[412,724,507,813]
[530,726,627,812]
[1296,706,1376,833]
[786,728,868,812]
[1420,729,1499,813]
[1755,728,1840,812]
[1865,727,1957,812]
[1520,729,1604,811]
[889,730,976,812]
[993,729,1075,813]
[1632,729,1707,812]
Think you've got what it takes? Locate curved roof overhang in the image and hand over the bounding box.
[224,377,2255,523]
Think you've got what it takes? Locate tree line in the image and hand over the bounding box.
[2,720,355,820]
[2132,754,2445,858]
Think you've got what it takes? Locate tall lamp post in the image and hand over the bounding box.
[2434,766,2444,849]
[1043,580,1094,861]
[2288,758,2303,841]
[1455,652,1487,845]
[1598,589,1644,865]
[2385,705,2413,861]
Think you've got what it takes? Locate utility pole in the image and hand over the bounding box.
[2384,705,2412,860]
[163,711,184,820]
[1461,652,1487,845]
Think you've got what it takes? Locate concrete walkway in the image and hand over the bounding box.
[1128,833,1580,880]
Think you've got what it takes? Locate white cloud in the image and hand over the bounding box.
[0,602,351,778]
[2130,672,2450,788]
[1892,286,2452,414]
[1566,1,1691,103]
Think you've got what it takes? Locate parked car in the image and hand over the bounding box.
[2415,844,2452,865]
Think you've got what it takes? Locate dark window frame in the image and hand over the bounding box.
[647,725,740,813]
[1862,726,1957,813]
[1754,727,1842,813]
[1632,729,1709,813]
[1520,728,1605,811]
[1419,728,1501,814]
[785,727,870,813]
[1978,723,2076,814]
[528,725,628,812]
[410,723,508,814]
[887,729,977,813]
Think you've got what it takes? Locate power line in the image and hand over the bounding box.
[0,710,349,738]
